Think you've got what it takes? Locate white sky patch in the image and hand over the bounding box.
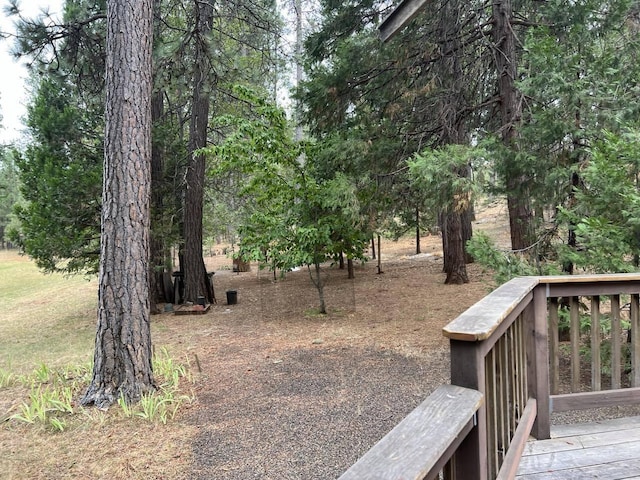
[0,1,63,144]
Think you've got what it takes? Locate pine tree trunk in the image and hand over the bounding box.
[444,210,469,285]
[437,0,471,279]
[82,0,155,408]
[493,0,534,251]
[183,0,214,304]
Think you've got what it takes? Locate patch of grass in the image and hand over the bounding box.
[0,251,96,375]
[113,349,195,424]
[6,362,91,431]
[0,369,16,388]
[6,354,194,431]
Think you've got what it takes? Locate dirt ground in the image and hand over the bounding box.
[1,201,507,480]
[146,205,503,479]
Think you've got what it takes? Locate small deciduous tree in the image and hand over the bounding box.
[205,86,367,314]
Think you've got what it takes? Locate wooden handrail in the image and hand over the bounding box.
[338,385,483,480]
[341,274,640,479]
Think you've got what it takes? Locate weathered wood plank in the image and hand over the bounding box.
[517,437,640,476]
[590,296,601,391]
[530,286,550,439]
[449,340,488,480]
[542,280,640,298]
[551,414,640,437]
[524,423,640,456]
[548,297,559,395]
[550,387,640,412]
[570,296,580,392]
[496,398,537,480]
[338,385,483,480]
[632,294,640,387]
[516,457,640,480]
[443,277,538,342]
[379,0,430,42]
[612,295,622,389]
[538,273,640,284]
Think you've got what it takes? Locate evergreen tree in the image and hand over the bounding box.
[0,149,21,248]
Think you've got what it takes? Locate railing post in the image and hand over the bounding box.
[450,340,487,480]
[529,285,550,439]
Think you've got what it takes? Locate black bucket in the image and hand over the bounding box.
[226,290,238,305]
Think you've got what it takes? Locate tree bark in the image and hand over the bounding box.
[183,0,214,304]
[443,210,469,285]
[347,258,354,279]
[493,0,534,251]
[82,0,154,408]
[309,262,327,314]
[437,0,470,283]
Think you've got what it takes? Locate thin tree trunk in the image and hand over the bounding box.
[415,207,421,254]
[309,262,327,314]
[183,0,214,304]
[82,0,155,408]
[371,235,376,260]
[294,0,303,142]
[149,0,166,312]
[377,234,383,274]
[347,258,354,279]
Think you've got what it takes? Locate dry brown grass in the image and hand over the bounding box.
[0,201,504,479]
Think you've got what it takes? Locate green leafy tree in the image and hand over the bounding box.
[5,0,284,295]
[4,0,107,273]
[11,76,103,273]
[205,86,367,314]
[516,0,640,272]
[408,144,480,284]
[0,149,22,248]
[558,130,640,273]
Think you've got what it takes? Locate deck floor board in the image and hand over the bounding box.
[516,416,640,479]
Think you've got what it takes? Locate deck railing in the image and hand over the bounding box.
[339,273,640,480]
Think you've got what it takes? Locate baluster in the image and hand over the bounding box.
[591,296,601,391]
[518,316,528,423]
[611,295,621,390]
[632,294,640,387]
[570,296,580,392]
[548,297,559,395]
[486,348,498,478]
[500,335,509,463]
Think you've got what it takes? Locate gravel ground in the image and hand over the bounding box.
[185,345,450,479]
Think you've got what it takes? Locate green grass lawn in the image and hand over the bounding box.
[0,250,97,374]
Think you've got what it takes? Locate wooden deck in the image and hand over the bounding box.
[340,275,640,479]
[517,415,640,479]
